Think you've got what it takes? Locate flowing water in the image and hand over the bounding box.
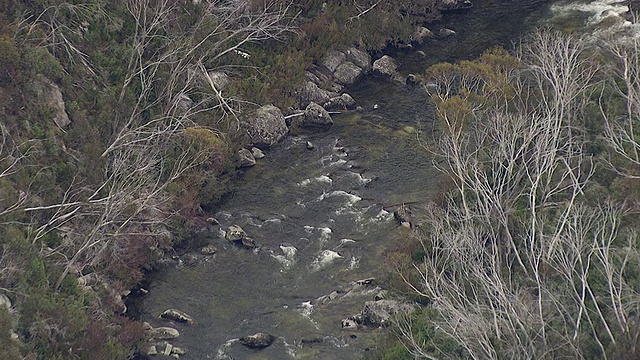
[135,1,629,358]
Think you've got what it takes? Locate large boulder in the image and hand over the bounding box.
[345,47,371,72]
[333,61,364,85]
[324,93,356,111]
[298,81,331,107]
[239,332,276,348]
[322,50,346,72]
[302,102,333,128]
[37,77,71,129]
[372,55,398,78]
[361,299,414,327]
[243,105,288,148]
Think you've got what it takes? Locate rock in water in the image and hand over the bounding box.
[333,61,363,85]
[302,102,333,128]
[147,326,180,340]
[251,147,265,159]
[200,245,217,255]
[238,148,256,167]
[239,332,276,348]
[225,225,247,242]
[160,309,194,324]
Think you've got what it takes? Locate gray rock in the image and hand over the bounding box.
[361,299,414,327]
[322,50,346,72]
[163,343,173,356]
[299,81,331,107]
[306,141,315,150]
[345,47,371,72]
[225,225,247,242]
[302,102,333,128]
[324,93,356,111]
[341,318,359,329]
[238,148,256,167]
[413,27,433,43]
[251,147,265,159]
[239,332,276,348]
[148,326,180,340]
[160,309,194,324]
[200,245,217,255]
[0,293,10,309]
[205,71,230,91]
[243,105,288,148]
[333,61,363,85]
[38,77,71,128]
[171,346,186,355]
[372,55,399,78]
[146,345,158,356]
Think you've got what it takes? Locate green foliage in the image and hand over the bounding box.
[21,47,64,81]
[0,307,21,360]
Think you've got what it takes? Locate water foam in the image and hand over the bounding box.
[310,250,342,270]
[550,0,629,26]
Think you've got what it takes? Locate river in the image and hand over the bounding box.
[134,1,629,359]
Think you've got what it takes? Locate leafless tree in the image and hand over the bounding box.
[403,29,640,359]
[12,0,295,289]
[600,22,640,177]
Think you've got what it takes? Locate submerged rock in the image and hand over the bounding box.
[241,236,257,249]
[160,309,194,324]
[239,332,276,348]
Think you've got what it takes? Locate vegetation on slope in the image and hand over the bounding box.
[0,0,442,358]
